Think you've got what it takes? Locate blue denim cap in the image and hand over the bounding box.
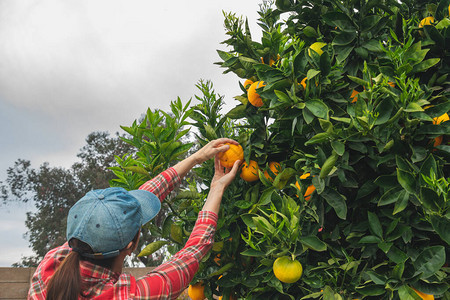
[66,187,160,259]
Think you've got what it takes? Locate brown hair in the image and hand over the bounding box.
[46,232,140,300]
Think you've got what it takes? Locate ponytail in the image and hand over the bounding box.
[46,251,81,300]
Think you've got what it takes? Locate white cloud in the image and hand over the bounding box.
[0,0,264,265]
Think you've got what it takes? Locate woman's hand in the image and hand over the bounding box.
[210,155,241,191]
[202,155,241,214]
[193,138,239,165]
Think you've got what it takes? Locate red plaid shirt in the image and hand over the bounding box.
[28,167,217,300]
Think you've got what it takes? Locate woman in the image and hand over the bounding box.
[28,138,241,300]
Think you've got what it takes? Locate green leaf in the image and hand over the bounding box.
[429,215,450,246]
[138,240,169,257]
[273,168,296,189]
[226,105,247,119]
[240,248,266,257]
[305,101,329,119]
[414,246,446,278]
[359,235,382,243]
[397,169,417,194]
[333,30,357,45]
[320,188,347,219]
[319,52,331,76]
[331,141,345,156]
[306,69,321,80]
[419,187,441,211]
[274,90,291,103]
[300,236,327,251]
[393,190,409,215]
[368,211,383,239]
[347,75,369,88]
[411,58,440,74]
[378,188,404,206]
[356,284,386,296]
[387,246,408,263]
[374,99,394,125]
[305,132,330,146]
[123,166,149,175]
[336,46,354,64]
[398,285,423,300]
[241,214,258,230]
[252,216,276,235]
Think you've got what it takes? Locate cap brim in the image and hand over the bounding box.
[128,190,161,225]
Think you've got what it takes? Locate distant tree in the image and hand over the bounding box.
[0,131,133,267]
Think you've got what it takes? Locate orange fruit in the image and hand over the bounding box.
[240,160,259,182]
[243,79,253,89]
[300,77,307,89]
[264,162,281,181]
[432,113,449,125]
[295,173,316,201]
[218,143,244,168]
[214,253,221,266]
[248,81,266,107]
[188,282,205,300]
[419,16,435,28]
[273,256,303,283]
[413,288,434,300]
[308,42,326,56]
[433,135,443,147]
[350,90,359,103]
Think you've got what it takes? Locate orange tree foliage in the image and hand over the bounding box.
[112,0,450,299]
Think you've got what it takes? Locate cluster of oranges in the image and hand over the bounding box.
[218,143,316,201]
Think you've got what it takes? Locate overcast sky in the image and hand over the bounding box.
[0,0,263,266]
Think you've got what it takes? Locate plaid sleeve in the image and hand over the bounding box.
[135,211,218,300]
[138,167,181,202]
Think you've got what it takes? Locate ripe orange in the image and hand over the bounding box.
[419,16,435,28]
[218,143,244,168]
[350,90,359,103]
[264,162,281,181]
[240,160,259,182]
[247,81,266,107]
[188,282,205,300]
[413,288,434,300]
[295,173,316,200]
[432,113,449,125]
[214,253,221,266]
[273,256,303,283]
[243,79,253,89]
[300,77,307,89]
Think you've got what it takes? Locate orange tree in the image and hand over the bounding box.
[112,1,450,299]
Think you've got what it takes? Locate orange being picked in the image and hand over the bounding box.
[218,143,244,168]
[273,256,303,283]
[247,81,266,107]
[188,282,205,300]
[264,161,281,181]
[350,89,359,103]
[243,79,253,89]
[432,113,449,125]
[240,160,259,182]
[413,288,434,300]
